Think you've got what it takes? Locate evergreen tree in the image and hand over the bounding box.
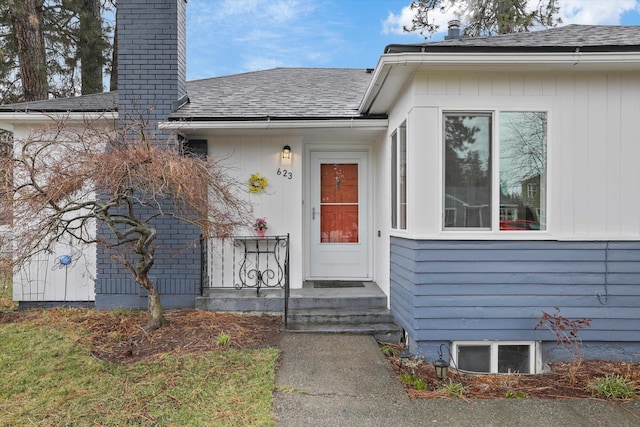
[0,0,112,103]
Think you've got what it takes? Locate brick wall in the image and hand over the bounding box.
[96,0,200,309]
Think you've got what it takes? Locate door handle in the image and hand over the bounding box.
[312,207,317,220]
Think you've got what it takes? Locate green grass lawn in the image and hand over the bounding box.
[0,309,279,426]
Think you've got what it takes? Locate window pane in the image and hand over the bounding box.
[444,114,491,228]
[320,205,359,243]
[499,112,546,231]
[498,345,531,374]
[457,345,491,373]
[391,132,397,228]
[399,122,407,230]
[320,163,358,243]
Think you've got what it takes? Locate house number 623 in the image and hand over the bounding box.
[277,168,293,179]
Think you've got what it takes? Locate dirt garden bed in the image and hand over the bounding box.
[380,342,640,399]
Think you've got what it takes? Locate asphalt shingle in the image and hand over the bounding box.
[169,68,373,120]
[386,24,640,53]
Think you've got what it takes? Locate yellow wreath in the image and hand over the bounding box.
[248,172,268,193]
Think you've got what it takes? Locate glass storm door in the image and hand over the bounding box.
[309,151,369,278]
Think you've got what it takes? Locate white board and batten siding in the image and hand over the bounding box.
[403,71,640,239]
[205,135,303,288]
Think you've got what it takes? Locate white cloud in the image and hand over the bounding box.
[382,4,462,36]
[558,0,639,25]
[187,0,346,77]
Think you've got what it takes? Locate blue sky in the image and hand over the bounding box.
[185,0,640,80]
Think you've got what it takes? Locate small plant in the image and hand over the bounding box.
[216,331,231,346]
[380,344,396,357]
[108,331,123,341]
[436,379,465,398]
[400,373,427,390]
[536,308,591,357]
[505,390,530,399]
[253,217,268,231]
[535,307,591,384]
[588,375,637,400]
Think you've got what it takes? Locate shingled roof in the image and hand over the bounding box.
[1,25,639,118]
[385,24,640,53]
[169,68,374,121]
[0,68,374,120]
[0,91,117,113]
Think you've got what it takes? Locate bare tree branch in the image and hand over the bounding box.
[3,116,252,329]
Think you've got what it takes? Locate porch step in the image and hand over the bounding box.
[285,307,402,339]
[288,295,389,310]
[195,289,284,313]
[196,282,403,339]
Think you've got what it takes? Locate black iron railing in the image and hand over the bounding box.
[233,235,288,294]
[201,234,290,327]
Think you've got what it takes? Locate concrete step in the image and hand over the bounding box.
[196,288,388,312]
[285,306,402,339]
[286,308,397,325]
[287,295,388,310]
[285,321,402,339]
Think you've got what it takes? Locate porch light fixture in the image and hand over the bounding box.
[282,145,291,160]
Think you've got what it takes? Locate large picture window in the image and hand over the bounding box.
[391,121,407,230]
[443,111,546,231]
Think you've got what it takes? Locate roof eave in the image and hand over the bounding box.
[0,111,118,130]
[360,50,640,114]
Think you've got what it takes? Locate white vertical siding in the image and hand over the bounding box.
[619,76,640,234]
[399,71,640,240]
[207,135,304,286]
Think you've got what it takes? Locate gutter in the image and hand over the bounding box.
[159,118,389,131]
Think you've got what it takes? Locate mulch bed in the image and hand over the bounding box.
[382,342,640,399]
[87,310,283,363]
[0,308,283,363]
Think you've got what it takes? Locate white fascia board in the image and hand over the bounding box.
[380,51,640,67]
[0,111,117,129]
[159,118,389,131]
[360,51,640,113]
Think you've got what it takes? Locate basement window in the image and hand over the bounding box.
[452,341,539,374]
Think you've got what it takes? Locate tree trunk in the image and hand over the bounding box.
[10,0,48,101]
[140,273,169,330]
[77,0,105,94]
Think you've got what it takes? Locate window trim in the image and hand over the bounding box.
[452,340,541,374]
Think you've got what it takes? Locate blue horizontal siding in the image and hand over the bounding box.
[390,238,640,358]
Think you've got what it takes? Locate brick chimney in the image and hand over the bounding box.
[117,0,188,129]
[97,0,201,311]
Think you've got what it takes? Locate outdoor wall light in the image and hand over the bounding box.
[282,145,291,160]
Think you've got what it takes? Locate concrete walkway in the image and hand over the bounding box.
[274,333,640,427]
